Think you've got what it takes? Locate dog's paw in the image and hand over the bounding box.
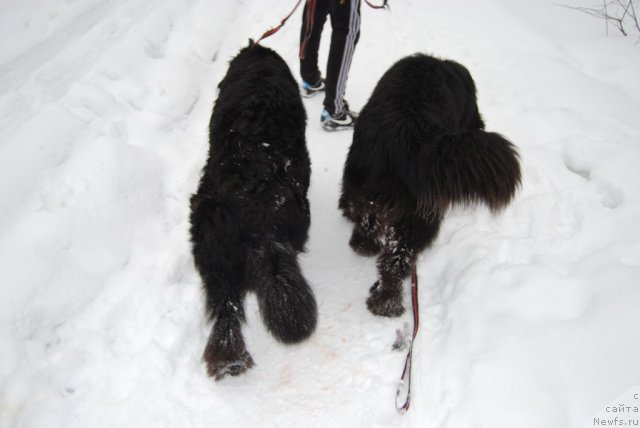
[366,281,405,317]
[203,343,255,381]
[349,230,382,257]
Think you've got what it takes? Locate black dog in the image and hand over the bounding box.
[339,53,521,317]
[190,44,317,380]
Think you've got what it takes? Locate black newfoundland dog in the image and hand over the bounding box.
[190,44,316,380]
[339,53,521,317]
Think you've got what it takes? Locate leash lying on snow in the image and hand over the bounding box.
[253,0,390,48]
[393,263,420,414]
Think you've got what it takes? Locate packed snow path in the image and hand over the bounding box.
[1,1,639,427]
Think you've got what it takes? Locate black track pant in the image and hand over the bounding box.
[300,0,361,115]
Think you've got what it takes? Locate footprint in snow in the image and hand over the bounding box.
[563,152,623,209]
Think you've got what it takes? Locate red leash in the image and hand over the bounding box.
[364,0,389,10]
[299,0,318,59]
[395,263,419,414]
[254,0,389,49]
[253,0,306,46]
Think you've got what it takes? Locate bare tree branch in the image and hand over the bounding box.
[558,0,640,37]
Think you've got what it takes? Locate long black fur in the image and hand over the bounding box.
[339,53,521,317]
[190,43,317,380]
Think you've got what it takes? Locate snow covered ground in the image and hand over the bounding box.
[1,0,639,427]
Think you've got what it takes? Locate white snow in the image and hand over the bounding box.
[2,0,640,427]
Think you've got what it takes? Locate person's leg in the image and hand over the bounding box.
[300,0,330,85]
[324,0,361,115]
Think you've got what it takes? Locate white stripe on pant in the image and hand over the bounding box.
[334,0,360,114]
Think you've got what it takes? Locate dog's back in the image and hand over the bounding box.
[193,44,311,275]
[190,44,316,380]
[360,54,483,136]
[343,53,520,219]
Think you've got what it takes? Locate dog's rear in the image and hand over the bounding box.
[190,44,316,380]
[340,53,521,316]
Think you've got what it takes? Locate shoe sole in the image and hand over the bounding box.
[301,81,325,98]
[322,123,354,132]
[301,89,324,99]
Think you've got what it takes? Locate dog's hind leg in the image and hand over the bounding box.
[367,216,441,317]
[349,212,383,257]
[191,197,254,380]
[203,296,255,380]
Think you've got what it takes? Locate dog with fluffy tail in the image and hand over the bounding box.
[339,53,521,317]
[190,43,316,380]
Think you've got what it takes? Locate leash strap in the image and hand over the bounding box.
[256,0,388,51]
[299,0,318,59]
[254,0,306,46]
[395,263,419,414]
[364,0,389,9]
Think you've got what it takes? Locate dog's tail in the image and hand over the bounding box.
[418,130,521,217]
[257,243,317,344]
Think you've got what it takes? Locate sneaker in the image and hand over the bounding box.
[301,78,325,98]
[321,106,357,131]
